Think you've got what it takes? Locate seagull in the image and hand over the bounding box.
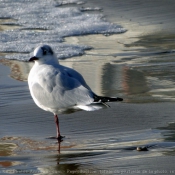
[28,44,123,141]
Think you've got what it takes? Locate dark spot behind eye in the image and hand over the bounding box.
[43,50,47,55]
[41,46,53,55]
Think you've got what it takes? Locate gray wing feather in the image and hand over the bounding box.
[30,65,94,109]
[59,65,91,90]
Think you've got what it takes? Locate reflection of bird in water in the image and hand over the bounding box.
[28,44,123,141]
[58,140,61,154]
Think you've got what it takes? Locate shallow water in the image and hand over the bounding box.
[1,0,175,174]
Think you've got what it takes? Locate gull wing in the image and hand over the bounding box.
[59,65,92,90]
[29,64,94,110]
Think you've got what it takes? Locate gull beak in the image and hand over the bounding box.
[29,56,39,62]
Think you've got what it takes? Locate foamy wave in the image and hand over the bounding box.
[0,0,126,61]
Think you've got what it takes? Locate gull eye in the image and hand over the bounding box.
[43,50,47,55]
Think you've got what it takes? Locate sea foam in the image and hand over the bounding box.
[0,0,126,61]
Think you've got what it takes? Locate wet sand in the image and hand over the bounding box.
[1,0,175,174]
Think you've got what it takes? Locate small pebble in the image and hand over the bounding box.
[136,146,148,151]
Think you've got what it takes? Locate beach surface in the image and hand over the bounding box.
[1,0,175,174]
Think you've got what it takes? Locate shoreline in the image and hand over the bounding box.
[1,0,175,173]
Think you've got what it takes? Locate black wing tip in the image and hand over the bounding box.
[109,97,123,102]
[116,97,123,101]
[93,94,123,103]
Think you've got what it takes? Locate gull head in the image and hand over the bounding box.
[29,44,58,64]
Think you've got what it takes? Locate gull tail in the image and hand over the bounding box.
[77,103,107,111]
[93,94,123,103]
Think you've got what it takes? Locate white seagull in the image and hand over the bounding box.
[28,44,123,140]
